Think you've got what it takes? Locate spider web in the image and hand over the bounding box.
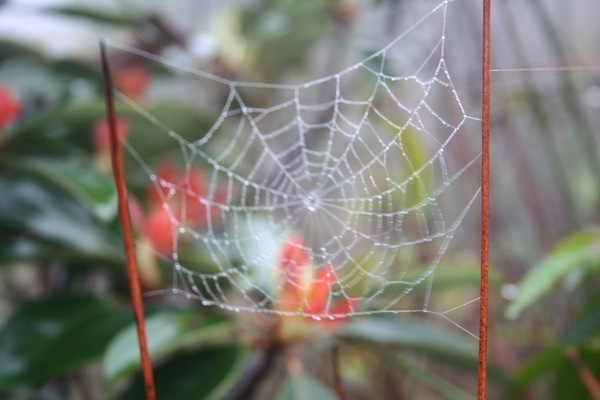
[107,0,481,334]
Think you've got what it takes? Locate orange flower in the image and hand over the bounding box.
[92,117,130,153]
[277,235,355,322]
[114,66,149,101]
[0,84,20,132]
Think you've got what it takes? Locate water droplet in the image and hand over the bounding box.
[304,192,321,212]
[175,263,181,271]
[202,300,210,306]
[185,294,191,299]
[179,227,185,233]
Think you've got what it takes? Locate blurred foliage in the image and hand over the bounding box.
[0,0,599,400]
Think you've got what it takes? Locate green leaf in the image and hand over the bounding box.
[45,6,140,27]
[0,233,65,263]
[0,293,130,385]
[383,353,476,400]
[0,174,121,260]
[507,231,600,318]
[240,1,331,78]
[509,345,600,400]
[511,346,566,389]
[551,347,600,400]
[566,295,600,343]
[9,156,117,221]
[276,374,337,400]
[115,345,243,400]
[341,316,478,369]
[104,309,232,386]
[123,101,213,161]
[402,262,503,289]
[0,56,63,100]
[0,40,43,60]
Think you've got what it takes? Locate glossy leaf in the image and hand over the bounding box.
[385,352,476,400]
[511,347,565,389]
[9,156,118,221]
[0,174,120,260]
[240,1,331,78]
[0,294,130,385]
[115,345,243,400]
[0,40,42,60]
[104,309,232,386]
[0,232,64,263]
[276,374,337,400]
[507,231,600,318]
[45,6,140,27]
[402,262,502,289]
[123,102,213,160]
[552,347,600,400]
[565,295,600,343]
[341,316,478,369]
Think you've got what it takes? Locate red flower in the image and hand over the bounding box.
[146,159,228,229]
[92,117,130,153]
[114,66,149,100]
[278,233,308,291]
[127,198,146,235]
[143,204,174,255]
[146,160,179,206]
[181,164,209,224]
[277,235,355,321]
[0,84,20,132]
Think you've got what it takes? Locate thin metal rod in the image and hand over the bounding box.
[100,40,157,400]
[478,0,491,399]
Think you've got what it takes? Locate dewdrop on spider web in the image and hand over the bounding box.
[106,0,482,337]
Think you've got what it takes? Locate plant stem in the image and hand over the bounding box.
[332,344,346,400]
[222,342,281,400]
[566,346,600,400]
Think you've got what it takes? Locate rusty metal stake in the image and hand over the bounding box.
[478,0,491,399]
[100,40,157,400]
